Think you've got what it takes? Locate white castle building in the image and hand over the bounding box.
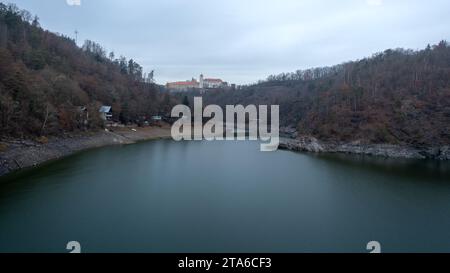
[199,74,227,89]
[166,74,229,92]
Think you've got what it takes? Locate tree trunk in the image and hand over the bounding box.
[40,104,49,136]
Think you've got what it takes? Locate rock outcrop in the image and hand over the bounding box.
[279,136,450,160]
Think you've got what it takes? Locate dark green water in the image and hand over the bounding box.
[1,140,450,253]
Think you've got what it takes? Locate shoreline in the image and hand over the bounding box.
[0,125,172,177]
[279,136,450,161]
[2,128,449,177]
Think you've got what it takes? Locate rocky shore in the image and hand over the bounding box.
[0,125,172,177]
[279,136,450,160]
[2,126,449,177]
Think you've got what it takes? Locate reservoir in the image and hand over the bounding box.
[0,140,450,253]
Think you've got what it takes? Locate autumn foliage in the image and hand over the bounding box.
[0,3,176,138]
[201,42,450,146]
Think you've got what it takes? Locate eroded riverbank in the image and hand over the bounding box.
[0,125,172,176]
[279,136,450,160]
[2,127,449,177]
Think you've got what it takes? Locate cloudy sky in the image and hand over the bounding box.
[8,0,450,84]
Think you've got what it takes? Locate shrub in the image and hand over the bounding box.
[0,143,8,152]
[35,136,48,144]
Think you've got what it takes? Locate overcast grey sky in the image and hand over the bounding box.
[8,0,450,84]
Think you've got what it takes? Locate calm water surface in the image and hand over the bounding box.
[1,140,450,253]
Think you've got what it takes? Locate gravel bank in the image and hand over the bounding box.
[0,126,172,177]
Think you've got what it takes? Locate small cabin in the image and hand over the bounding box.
[99,106,113,121]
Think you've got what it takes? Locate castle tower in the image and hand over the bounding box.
[199,74,204,89]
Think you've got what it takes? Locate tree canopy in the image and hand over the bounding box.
[199,42,450,146]
[0,3,178,137]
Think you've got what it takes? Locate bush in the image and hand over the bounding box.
[0,143,8,152]
[35,136,48,144]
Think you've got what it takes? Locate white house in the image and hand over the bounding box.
[99,106,113,121]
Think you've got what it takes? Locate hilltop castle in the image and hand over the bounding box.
[166,74,230,92]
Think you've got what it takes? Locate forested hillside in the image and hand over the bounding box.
[0,3,176,138]
[1,2,449,148]
[201,42,450,147]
